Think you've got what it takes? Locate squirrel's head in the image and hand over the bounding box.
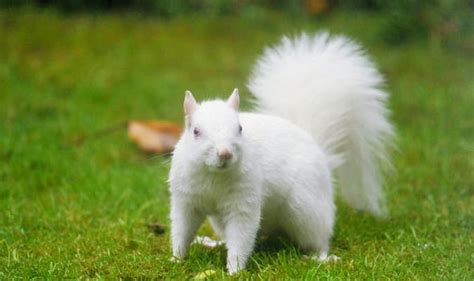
[183,89,243,172]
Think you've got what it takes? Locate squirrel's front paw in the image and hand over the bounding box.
[227,266,241,275]
[227,259,244,275]
[303,253,341,263]
[169,256,183,263]
[317,254,340,263]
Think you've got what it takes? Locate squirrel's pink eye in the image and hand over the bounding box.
[193,128,200,137]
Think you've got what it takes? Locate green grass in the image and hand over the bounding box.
[1,8,473,279]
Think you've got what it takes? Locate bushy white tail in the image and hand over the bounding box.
[248,32,394,217]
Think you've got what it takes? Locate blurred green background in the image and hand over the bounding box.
[2,0,474,50]
[0,0,473,279]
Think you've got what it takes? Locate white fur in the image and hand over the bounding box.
[248,32,394,216]
[168,32,394,274]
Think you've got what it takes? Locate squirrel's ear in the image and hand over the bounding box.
[227,88,240,110]
[184,90,198,116]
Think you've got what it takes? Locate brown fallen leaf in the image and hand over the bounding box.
[304,0,329,15]
[128,120,182,154]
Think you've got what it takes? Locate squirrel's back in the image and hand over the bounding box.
[238,112,332,197]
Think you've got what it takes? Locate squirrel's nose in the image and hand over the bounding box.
[217,148,232,161]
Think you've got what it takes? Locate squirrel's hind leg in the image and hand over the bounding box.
[279,180,336,262]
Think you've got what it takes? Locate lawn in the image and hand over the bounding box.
[0,8,473,279]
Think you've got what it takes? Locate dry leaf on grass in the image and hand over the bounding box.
[128,120,182,154]
[194,270,216,280]
[304,0,329,15]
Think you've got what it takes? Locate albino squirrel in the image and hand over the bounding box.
[168,32,394,274]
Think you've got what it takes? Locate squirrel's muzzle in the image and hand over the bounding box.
[217,148,233,162]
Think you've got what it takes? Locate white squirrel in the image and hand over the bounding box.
[168,32,394,274]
